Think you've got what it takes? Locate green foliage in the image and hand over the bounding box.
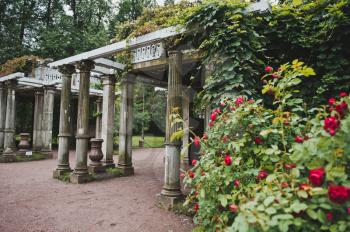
[183,62,350,231]
[15,152,48,162]
[106,167,124,176]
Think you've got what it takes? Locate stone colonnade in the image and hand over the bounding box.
[53,60,134,183]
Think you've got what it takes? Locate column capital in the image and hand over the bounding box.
[34,88,44,95]
[5,79,17,89]
[168,50,183,57]
[96,96,103,104]
[76,60,95,73]
[101,75,115,85]
[58,64,75,76]
[121,73,136,85]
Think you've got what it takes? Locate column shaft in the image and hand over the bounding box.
[95,97,102,138]
[118,74,135,175]
[32,90,44,151]
[71,60,94,183]
[3,80,17,154]
[0,83,7,152]
[161,51,183,198]
[54,64,75,176]
[41,87,55,153]
[101,75,116,167]
[182,88,190,166]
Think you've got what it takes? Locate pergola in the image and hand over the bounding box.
[0,0,271,208]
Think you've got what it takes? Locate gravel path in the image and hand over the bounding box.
[0,148,194,232]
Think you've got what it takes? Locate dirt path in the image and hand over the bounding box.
[0,148,194,232]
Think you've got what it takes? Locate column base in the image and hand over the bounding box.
[156,193,184,210]
[53,168,72,178]
[0,154,16,162]
[88,165,106,173]
[117,165,134,176]
[103,160,116,168]
[70,172,93,184]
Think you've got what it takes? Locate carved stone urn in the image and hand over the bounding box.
[18,133,30,154]
[88,138,105,173]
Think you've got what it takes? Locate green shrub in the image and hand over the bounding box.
[183,61,350,231]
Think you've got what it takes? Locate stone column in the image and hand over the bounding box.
[118,74,135,175]
[101,75,116,168]
[32,89,44,151]
[182,88,190,166]
[3,80,17,155]
[53,64,75,177]
[70,60,94,184]
[0,83,7,152]
[95,97,102,138]
[158,51,183,207]
[41,86,55,154]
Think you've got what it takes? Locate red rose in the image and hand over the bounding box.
[347,207,350,215]
[281,182,289,188]
[210,112,217,121]
[308,168,325,186]
[327,212,333,221]
[188,171,195,179]
[255,137,263,145]
[222,135,229,143]
[191,159,197,166]
[299,183,311,191]
[234,179,240,187]
[180,173,185,178]
[202,133,208,140]
[328,98,336,105]
[224,154,232,166]
[248,99,254,104]
[295,136,304,143]
[201,171,205,176]
[271,73,278,78]
[193,136,200,147]
[215,108,221,114]
[328,185,350,204]
[194,203,199,212]
[284,163,296,170]
[336,101,348,118]
[234,97,244,107]
[257,170,268,179]
[209,121,214,127]
[324,116,340,135]
[265,66,273,73]
[228,204,238,213]
[283,120,290,126]
[339,92,348,98]
[220,101,225,107]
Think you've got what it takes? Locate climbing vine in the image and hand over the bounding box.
[114,0,350,106]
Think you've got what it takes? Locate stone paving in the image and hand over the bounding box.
[0,148,194,232]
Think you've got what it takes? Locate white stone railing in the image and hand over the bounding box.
[131,42,165,64]
[33,66,101,90]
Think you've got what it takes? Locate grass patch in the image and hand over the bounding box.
[114,135,164,148]
[15,152,47,162]
[192,226,205,232]
[56,172,71,182]
[106,167,124,177]
[172,202,193,217]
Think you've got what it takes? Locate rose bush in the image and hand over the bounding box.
[183,60,350,232]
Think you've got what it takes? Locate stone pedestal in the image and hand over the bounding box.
[158,51,184,207]
[0,83,7,153]
[88,138,106,173]
[118,74,135,176]
[101,75,116,168]
[70,60,94,184]
[54,64,75,178]
[3,80,17,155]
[18,133,30,155]
[32,90,44,151]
